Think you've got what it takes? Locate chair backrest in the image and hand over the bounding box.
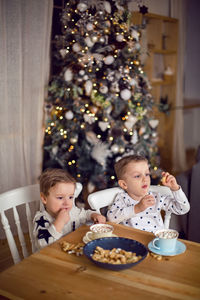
[88,185,173,229]
[0,182,82,264]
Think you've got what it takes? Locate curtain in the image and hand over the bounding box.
[170,0,187,172]
[0,0,53,193]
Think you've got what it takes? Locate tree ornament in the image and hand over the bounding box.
[116,34,124,42]
[85,36,94,47]
[83,75,89,80]
[124,115,138,130]
[131,29,139,41]
[64,68,73,82]
[65,110,74,120]
[120,89,131,101]
[131,130,138,144]
[91,34,98,43]
[52,146,58,155]
[86,131,98,145]
[110,82,119,93]
[104,1,111,13]
[84,113,95,124]
[104,55,114,65]
[59,49,66,58]
[72,43,81,52]
[111,144,119,153]
[98,121,109,132]
[79,70,85,76]
[139,126,146,135]
[99,36,105,43]
[90,105,98,114]
[86,23,93,31]
[77,3,87,12]
[70,136,78,144]
[99,85,108,94]
[149,119,159,128]
[84,80,93,96]
[91,142,111,168]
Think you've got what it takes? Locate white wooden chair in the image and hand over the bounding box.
[88,185,173,229]
[0,182,82,264]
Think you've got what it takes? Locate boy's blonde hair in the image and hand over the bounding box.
[40,168,76,196]
[114,155,148,180]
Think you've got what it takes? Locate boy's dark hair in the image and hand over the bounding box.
[40,168,76,196]
[114,155,148,180]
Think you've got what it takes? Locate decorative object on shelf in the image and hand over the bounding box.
[163,66,174,81]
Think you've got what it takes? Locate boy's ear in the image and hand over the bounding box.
[118,179,127,190]
[40,192,47,205]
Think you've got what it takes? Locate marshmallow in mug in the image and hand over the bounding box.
[90,224,113,234]
[155,230,178,239]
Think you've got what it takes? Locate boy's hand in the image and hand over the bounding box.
[53,208,71,232]
[134,194,155,214]
[161,172,179,191]
[91,213,106,224]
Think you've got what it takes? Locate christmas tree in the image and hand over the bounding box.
[43,0,160,193]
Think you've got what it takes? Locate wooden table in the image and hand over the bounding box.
[0,223,200,300]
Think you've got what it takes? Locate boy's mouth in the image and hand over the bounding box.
[142,184,148,189]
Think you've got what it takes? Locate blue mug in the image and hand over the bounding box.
[152,229,178,253]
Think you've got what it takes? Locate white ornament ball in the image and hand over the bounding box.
[52,146,58,155]
[77,3,87,12]
[72,43,81,52]
[99,36,105,43]
[120,89,131,101]
[64,68,73,82]
[65,110,74,120]
[91,35,98,43]
[83,75,89,80]
[70,137,78,144]
[86,23,93,31]
[116,34,124,42]
[104,55,114,65]
[99,85,108,94]
[79,70,85,76]
[111,144,119,153]
[85,37,94,48]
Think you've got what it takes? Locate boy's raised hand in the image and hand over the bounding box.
[161,172,180,191]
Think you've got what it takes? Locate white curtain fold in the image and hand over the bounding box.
[0,0,53,193]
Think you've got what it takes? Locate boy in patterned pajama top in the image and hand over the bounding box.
[107,155,190,233]
[33,168,105,250]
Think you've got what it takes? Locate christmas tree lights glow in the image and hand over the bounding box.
[43,0,161,192]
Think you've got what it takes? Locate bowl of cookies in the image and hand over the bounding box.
[83,237,148,271]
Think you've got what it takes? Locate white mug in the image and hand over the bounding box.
[86,224,114,240]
